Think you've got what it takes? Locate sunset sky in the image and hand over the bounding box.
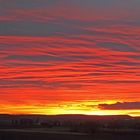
[0,0,140,116]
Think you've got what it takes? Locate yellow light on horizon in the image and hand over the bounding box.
[0,100,140,117]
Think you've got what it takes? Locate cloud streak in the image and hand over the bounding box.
[99,102,140,110]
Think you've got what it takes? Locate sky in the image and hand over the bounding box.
[0,0,140,116]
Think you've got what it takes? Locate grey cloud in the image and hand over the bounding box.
[115,61,140,66]
[128,55,140,59]
[0,0,59,8]
[99,102,140,110]
[0,79,45,88]
[0,21,88,36]
[1,0,140,9]
[97,42,137,52]
[6,55,67,62]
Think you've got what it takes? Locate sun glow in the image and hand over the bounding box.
[1,100,140,117]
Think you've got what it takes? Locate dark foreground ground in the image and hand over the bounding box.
[0,130,140,140]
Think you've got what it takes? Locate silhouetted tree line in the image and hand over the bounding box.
[0,118,140,133]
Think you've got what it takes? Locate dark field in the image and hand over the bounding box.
[0,130,140,140]
[0,114,140,140]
